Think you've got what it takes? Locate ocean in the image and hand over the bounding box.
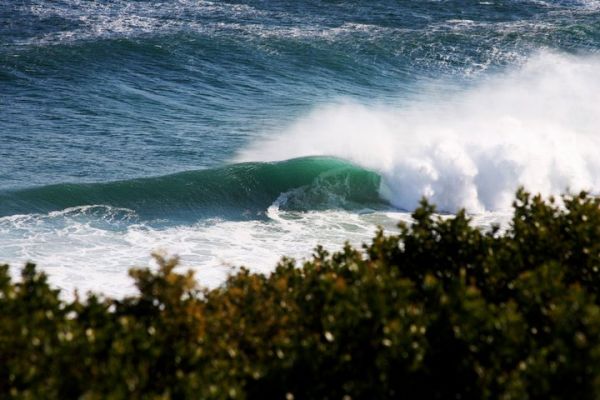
[1,0,599,296]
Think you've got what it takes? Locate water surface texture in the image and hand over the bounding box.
[1,0,599,295]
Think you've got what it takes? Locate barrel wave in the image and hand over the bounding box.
[0,157,383,221]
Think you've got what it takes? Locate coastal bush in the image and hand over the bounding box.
[2,189,600,399]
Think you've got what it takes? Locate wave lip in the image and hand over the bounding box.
[0,157,385,221]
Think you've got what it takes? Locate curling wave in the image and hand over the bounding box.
[238,51,600,213]
[0,157,383,221]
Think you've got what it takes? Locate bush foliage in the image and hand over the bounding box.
[2,190,600,399]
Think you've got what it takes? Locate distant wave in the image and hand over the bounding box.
[0,157,383,221]
[4,0,599,80]
[238,52,600,212]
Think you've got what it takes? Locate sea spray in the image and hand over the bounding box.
[237,52,600,212]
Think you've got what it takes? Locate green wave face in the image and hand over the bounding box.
[0,157,384,221]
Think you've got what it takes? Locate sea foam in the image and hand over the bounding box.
[237,51,600,212]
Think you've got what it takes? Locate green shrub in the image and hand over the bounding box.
[2,189,600,399]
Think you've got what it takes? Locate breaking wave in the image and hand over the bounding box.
[238,52,600,212]
[0,157,383,221]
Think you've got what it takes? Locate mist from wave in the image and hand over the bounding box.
[238,51,600,213]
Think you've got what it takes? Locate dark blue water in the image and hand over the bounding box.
[1,0,599,295]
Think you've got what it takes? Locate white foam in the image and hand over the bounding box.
[0,206,407,298]
[237,51,600,213]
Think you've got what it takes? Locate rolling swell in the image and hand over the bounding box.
[0,157,383,221]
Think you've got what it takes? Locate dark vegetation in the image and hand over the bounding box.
[2,189,600,399]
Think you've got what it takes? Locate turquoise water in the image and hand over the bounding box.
[1,0,599,295]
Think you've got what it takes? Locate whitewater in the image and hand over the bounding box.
[239,52,600,212]
[1,0,599,296]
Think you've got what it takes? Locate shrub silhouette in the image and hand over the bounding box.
[2,189,600,399]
